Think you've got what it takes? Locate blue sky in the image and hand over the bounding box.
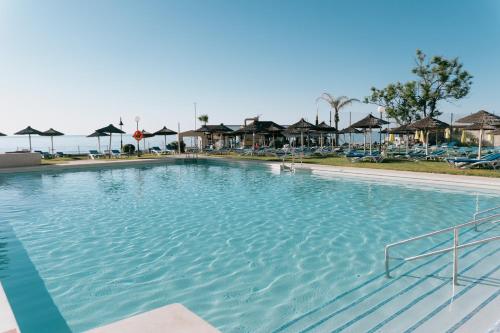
[0,0,499,134]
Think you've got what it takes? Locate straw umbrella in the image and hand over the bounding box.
[141,130,155,152]
[408,116,449,155]
[41,128,64,155]
[15,126,43,152]
[285,118,317,149]
[316,121,337,148]
[0,132,6,136]
[456,111,500,159]
[464,123,497,159]
[338,126,361,150]
[351,114,389,154]
[96,124,125,158]
[87,131,109,152]
[455,110,500,127]
[154,126,177,151]
[389,124,413,154]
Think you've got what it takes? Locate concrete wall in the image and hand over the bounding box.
[0,153,41,168]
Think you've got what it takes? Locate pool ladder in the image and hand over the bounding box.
[280,155,296,173]
[384,205,500,285]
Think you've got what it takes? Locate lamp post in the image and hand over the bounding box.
[119,117,124,150]
[378,106,386,151]
[135,116,140,156]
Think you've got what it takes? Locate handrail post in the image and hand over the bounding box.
[453,228,459,286]
[385,246,390,278]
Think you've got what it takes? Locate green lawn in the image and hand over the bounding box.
[217,154,500,178]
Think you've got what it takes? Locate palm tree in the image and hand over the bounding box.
[317,93,358,144]
[198,114,209,126]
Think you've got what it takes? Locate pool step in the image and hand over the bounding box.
[274,226,499,333]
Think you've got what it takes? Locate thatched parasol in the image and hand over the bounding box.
[141,130,155,152]
[87,131,108,152]
[284,118,317,148]
[315,121,337,147]
[351,114,389,154]
[0,132,6,136]
[15,126,43,151]
[338,127,361,134]
[465,123,497,158]
[408,117,449,155]
[154,126,177,151]
[41,128,64,154]
[96,124,125,158]
[456,110,500,126]
[338,127,361,150]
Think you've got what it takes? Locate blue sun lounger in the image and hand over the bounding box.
[446,153,500,168]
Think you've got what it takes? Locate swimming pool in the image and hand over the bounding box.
[0,160,498,332]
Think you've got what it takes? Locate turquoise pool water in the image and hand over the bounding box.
[0,160,498,332]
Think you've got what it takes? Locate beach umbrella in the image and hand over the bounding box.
[408,116,449,155]
[40,128,64,155]
[284,118,317,148]
[15,126,43,151]
[87,131,109,152]
[96,124,125,158]
[461,130,466,144]
[444,128,451,140]
[351,114,389,154]
[154,126,177,151]
[141,130,155,152]
[0,132,6,136]
[316,121,337,148]
[464,122,497,159]
[339,127,361,150]
[456,110,500,126]
[195,124,233,150]
[389,124,413,153]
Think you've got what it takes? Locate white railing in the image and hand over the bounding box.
[384,205,500,285]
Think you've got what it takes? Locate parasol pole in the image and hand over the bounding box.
[51,136,54,155]
[478,128,483,159]
[425,130,429,155]
[109,133,112,158]
[29,134,32,151]
[369,126,373,155]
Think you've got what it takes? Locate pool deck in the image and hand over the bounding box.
[0,282,20,333]
[86,304,220,333]
[0,156,499,194]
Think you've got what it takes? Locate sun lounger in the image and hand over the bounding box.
[446,153,500,168]
[89,150,103,159]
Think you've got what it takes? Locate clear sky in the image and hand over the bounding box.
[0,0,499,134]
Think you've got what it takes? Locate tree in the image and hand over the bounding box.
[364,82,419,125]
[198,114,209,125]
[365,49,473,122]
[316,93,358,143]
[412,49,473,117]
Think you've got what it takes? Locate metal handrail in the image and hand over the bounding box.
[474,205,500,231]
[384,205,500,280]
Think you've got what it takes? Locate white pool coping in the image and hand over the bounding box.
[86,303,220,333]
[0,282,20,333]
